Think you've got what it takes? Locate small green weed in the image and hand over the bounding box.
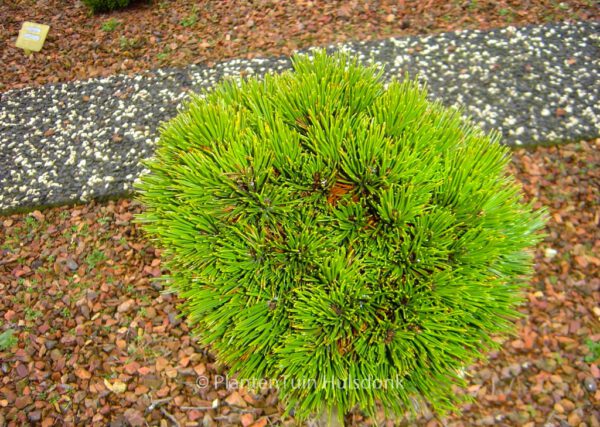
[101,18,120,32]
[98,216,111,226]
[86,249,108,271]
[467,0,479,11]
[119,36,143,50]
[157,50,170,61]
[181,6,199,27]
[24,308,42,321]
[22,215,38,236]
[0,329,17,351]
[584,339,600,363]
[498,8,515,22]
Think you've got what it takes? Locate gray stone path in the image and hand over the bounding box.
[0,21,598,215]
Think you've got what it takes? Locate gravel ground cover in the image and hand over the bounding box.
[0,140,598,426]
[1,20,599,215]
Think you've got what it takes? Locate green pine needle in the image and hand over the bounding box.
[135,50,547,421]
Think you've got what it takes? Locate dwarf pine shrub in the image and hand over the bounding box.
[83,0,130,13]
[136,51,546,421]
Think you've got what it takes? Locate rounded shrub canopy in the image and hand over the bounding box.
[137,51,546,420]
[82,0,130,13]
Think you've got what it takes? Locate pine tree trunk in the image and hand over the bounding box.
[318,405,344,427]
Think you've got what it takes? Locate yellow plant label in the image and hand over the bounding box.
[16,21,49,53]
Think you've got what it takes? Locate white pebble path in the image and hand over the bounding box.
[0,21,598,214]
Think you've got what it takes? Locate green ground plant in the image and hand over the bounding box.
[180,6,199,27]
[0,328,17,351]
[83,0,130,14]
[136,51,546,422]
[101,18,121,32]
[584,338,600,362]
[85,249,108,271]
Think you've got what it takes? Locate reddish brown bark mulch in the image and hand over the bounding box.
[1,140,598,426]
[1,3,600,425]
[1,0,599,92]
